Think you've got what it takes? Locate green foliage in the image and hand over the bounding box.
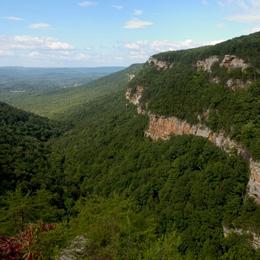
[45,92,259,258]
[0,64,142,118]
[0,102,64,196]
[36,196,158,259]
[0,67,124,91]
[0,32,260,259]
[154,31,260,68]
[0,189,62,235]
[133,32,260,160]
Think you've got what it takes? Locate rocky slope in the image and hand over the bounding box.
[126,60,260,204]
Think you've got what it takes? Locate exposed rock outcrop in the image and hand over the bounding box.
[196,55,253,90]
[125,87,260,204]
[226,79,252,90]
[220,55,249,71]
[125,85,143,106]
[223,226,260,250]
[125,86,145,115]
[127,73,135,82]
[196,56,219,72]
[60,235,87,260]
[211,77,221,84]
[145,114,260,204]
[148,57,173,70]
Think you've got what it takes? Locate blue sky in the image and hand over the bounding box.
[0,0,260,67]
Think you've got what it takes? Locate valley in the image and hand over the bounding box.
[0,32,260,259]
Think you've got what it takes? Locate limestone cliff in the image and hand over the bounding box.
[196,55,250,72]
[148,57,173,70]
[196,55,252,90]
[150,54,252,90]
[125,85,143,106]
[127,73,136,82]
[126,87,260,205]
[125,86,146,115]
[226,78,252,90]
[196,56,219,73]
[220,55,249,71]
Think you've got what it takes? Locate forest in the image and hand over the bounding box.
[132,33,260,160]
[0,32,260,259]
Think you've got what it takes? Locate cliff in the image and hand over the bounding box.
[126,86,260,204]
[148,57,174,70]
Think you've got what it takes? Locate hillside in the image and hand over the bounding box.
[34,91,259,259]
[0,64,142,118]
[0,66,124,91]
[0,102,66,236]
[129,32,260,161]
[0,33,260,259]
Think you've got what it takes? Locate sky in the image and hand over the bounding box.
[0,0,260,67]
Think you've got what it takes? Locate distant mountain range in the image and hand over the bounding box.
[0,66,125,91]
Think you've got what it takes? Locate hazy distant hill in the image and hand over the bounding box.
[0,64,142,118]
[0,66,124,91]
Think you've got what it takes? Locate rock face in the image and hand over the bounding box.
[220,55,249,71]
[145,114,260,204]
[196,55,252,90]
[125,85,143,106]
[248,161,260,204]
[226,79,252,90]
[125,86,146,115]
[125,87,260,204]
[127,73,135,82]
[196,54,250,73]
[60,235,87,260]
[150,54,249,73]
[148,57,173,70]
[196,56,219,72]
[223,226,260,250]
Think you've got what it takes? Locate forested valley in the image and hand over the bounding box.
[0,32,260,259]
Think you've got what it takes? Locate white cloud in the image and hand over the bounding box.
[133,9,143,16]
[0,34,93,66]
[112,5,123,10]
[249,26,260,33]
[125,40,196,52]
[124,39,224,62]
[0,35,73,51]
[78,1,97,8]
[2,16,24,21]
[201,0,208,5]
[30,23,51,29]
[124,18,153,29]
